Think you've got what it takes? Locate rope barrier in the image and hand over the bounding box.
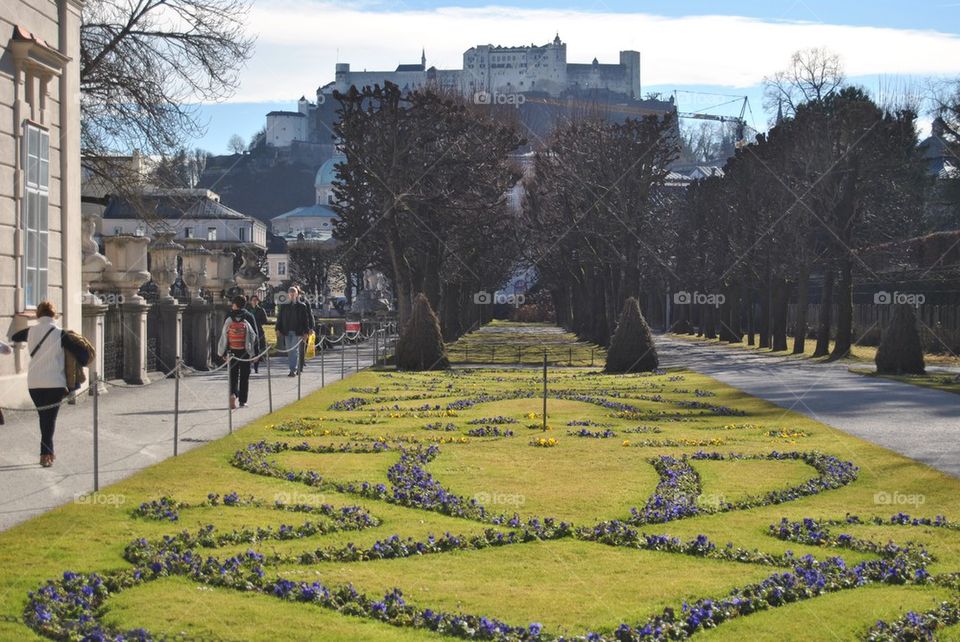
[0,325,399,411]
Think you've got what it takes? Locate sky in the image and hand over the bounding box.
[192,1,960,153]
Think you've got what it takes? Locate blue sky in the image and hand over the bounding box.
[191,1,960,153]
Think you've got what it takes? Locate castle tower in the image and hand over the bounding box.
[619,50,641,99]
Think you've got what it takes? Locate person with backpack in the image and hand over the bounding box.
[9,300,91,467]
[218,296,257,409]
[275,286,314,377]
[246,294,268,374]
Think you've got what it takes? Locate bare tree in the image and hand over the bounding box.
[227,134,246,155]
[763,48,845,119]
[81,0,255,194]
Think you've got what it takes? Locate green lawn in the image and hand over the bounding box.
[3,322,959,641]
[446,319,606,366]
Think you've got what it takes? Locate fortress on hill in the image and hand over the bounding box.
[264,35,673,151]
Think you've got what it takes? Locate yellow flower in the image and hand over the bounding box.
[622,440,631,447]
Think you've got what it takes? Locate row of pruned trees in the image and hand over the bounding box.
[671,87,927,358]
[518,115,679,346]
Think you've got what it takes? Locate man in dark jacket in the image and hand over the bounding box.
[276,286,314,376]
[246,295,268,373]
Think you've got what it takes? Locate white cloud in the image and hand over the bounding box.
[232,2,960,102]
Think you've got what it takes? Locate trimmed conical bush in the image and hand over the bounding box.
[875,304,925,375]
[395,293,450,371]
[605,297,659,373]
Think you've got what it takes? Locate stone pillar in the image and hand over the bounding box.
[148,233,185,374]
[208,250,235,351]
[100,235,152,383]
[149,302,185,375]
[183,300,213,370]
[81,301,108,393]
[121,299,150,384]
[182,246,213,370]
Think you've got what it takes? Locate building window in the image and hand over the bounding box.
[277,261,286,276]
[238,227,246,242]
[184,227,193,239]
[207,226,217,241]
[327,194,335,205]
[22,123,49,309]
[113,226,123,235]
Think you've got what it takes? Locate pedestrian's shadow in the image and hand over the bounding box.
[0,463,40,471]
[113,409,212,416]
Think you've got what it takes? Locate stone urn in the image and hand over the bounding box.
[148,232,183,304]
[234,246,268,297]
[181,246,212,303]
[100,234,151,304]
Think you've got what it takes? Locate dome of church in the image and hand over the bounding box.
[315,157,339,189]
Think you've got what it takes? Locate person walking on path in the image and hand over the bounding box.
[8,300,91,467]
[276,286,314,377]
[247,295,268,374]
[218,299,257,409]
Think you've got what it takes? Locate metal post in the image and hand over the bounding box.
[320,341,325,386]
[569,347,573,366]
[465,345,469,363]
[92,369,100,492]
[173,358,180,456]
[227,353,233,434]
[542,352,547,431]
[297,362,302,400]
[591,348,595,367]
[518,346,521,364]
[491,346,495,362]
[355,334,360,371]
[266,348,273,413]
[340,340,345,379]
[374,330,379,368]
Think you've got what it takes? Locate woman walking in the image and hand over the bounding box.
[9,301,90,467]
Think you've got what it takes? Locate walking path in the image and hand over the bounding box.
[0,342,379,531]
[656,335,960,479]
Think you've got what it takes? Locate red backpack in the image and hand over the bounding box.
[226,320,248,351]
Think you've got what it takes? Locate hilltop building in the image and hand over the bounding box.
[266,36,671,152]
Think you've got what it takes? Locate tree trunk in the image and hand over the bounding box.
[831,256,853,359]
[772,278,789,351]
[813,268,834,357]
[792,263,809,354]
[704,304,717,339]
[759,279,770,349]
